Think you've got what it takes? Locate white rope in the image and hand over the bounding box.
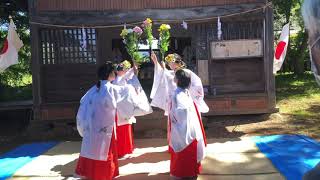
[29,2,272,28]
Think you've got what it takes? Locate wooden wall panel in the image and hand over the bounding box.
[235,98,267,110]
[210,58,265,95]
[37,0,266,11]
[204,96,270,115]
[41,64,97,103]
[209,99,232,111]
[41,106,76,120]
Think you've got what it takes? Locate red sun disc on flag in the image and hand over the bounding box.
[1,39,9,55]
[275,41,287,60]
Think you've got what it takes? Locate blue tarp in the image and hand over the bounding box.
[0,142,59,180]
[252,135,320,180]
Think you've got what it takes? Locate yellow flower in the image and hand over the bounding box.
[120,28,128,37]
[145,18,152,24]
[159,24,171,31]
[165,54,175,63]
[122,60,132,69]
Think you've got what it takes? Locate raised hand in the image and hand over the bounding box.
[151,52,166,69]
[151,51,158,65]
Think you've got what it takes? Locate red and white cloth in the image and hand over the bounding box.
[169,88,207,177]
[75,128,119,180]
[273,23,290,74]
[113,69,137,157]
[0,18,23,72]
[150,61,209,115]
[113,68,137,126]
[75,80,151,180]
[113,68,153,157]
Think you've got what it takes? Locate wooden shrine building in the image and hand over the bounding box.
[28,0,276,122]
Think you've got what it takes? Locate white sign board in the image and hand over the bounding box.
[211,39,263,59]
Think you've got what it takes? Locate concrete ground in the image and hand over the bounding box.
[8,138,284,180]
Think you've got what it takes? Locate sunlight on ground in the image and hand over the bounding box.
[13,154,79,177]
[119,145,170,175]
[131,145,168,155]
[207,153,251,164]
[206,138,258,153]
[7,139,283,180]
[119,160,170,176]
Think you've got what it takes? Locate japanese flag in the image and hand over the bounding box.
[273,23,290,74]
[0,18,23,72]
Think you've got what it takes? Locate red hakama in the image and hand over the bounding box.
[75,131,119,180]
[170,140,201,177]
[169,102,207,178]
[116,124,134,158]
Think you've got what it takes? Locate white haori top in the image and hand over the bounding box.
[116,69,153,118]
[169,88,206,162]
[76,80,150,161]
[113,68,136,126]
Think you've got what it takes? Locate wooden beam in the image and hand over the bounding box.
[30,4,266,26]
[264,3,276,111]
[35,0,267,11]
[30,24,42,121]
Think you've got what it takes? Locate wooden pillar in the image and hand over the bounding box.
[30,24,42,121]
[193,23,210,85]
[29,0,42,121]
[264,2,276,111]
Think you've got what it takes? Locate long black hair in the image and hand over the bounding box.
[96,62,115,88]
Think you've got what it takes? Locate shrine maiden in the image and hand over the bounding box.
[75,62,150,180]
[150,52,209,115]
[150,52,208,152]
[169,69,206,178]
[113,60,137,157]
